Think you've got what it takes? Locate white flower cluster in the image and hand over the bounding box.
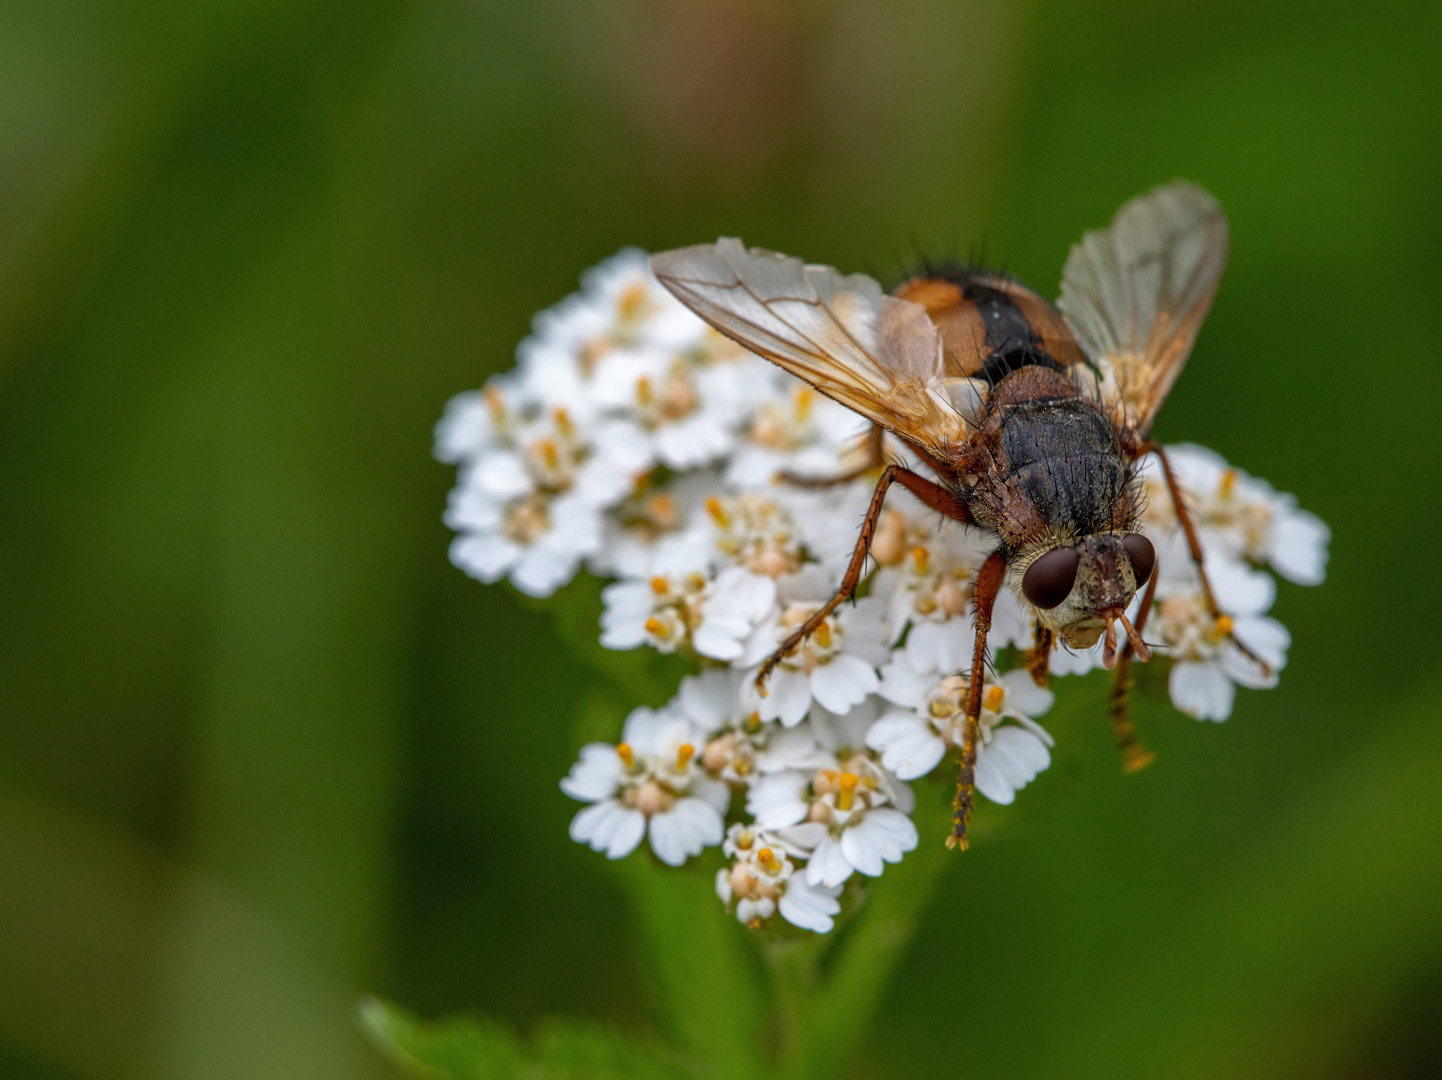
[438,250,1329,935]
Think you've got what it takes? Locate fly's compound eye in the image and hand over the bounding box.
[1022,547,1081,610]
[1122,533,1156,587]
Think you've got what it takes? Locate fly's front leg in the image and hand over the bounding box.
[755,464,974,693]
[1143,440,1273,677]
[1110,563,1159,773]
[778,423,884,488]
[948,549,1006,851]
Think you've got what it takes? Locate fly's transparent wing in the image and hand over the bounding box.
[650,238,972,456]
[1057,181,1229,435]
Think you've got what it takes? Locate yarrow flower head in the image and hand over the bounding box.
[438,245,1330,935]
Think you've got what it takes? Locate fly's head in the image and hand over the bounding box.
[1014,532,1156,668]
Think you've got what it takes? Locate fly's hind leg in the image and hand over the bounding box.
[948,550,1007,851]
[778,423,884,488]
[754,465,974,692]
[1144,441,1273,676]
[1110,563,1160,773]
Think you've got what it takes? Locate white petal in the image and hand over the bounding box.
[693,775,733,816]
[1169,660,1236,721]
[570,801,646,859]
[805,837,855,887]
[449,533,519,583]
[840,810,911,877]
[648,799,724,866]
[676,669,742,732]
[759,667,814,727]
[511,547,579,597]
[973,726,1051,805]
[904,619,970,676]
[747,772,811,829]
[866,713,947,780]
[809,655,879,715]
[473,451,533,500]
[774,822,829,852]
[1205,555,1275,617]
[998,668,1055,718]
[715,868,733,904]
[877,655,930,708]
[559,743,623,801]
[779,879,842,933]
[1269,509,1330,585]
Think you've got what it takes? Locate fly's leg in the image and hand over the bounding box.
[1024,623,1054,688]
[1144,441,1273,676]
[948,549,1007,851]
[755,466,973,692]
[1109,563,1160,773]
[778,424,884,488]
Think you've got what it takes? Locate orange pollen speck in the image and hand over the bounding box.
[1213,614,1234,636]
[617,280,647,319]
[483,385,506,421]
[705,496,729,527]
[644,616,667,637]
[984,685,1005,712]
[636,375,653,406]
[757,847,782,874]
[650,576,669,595]
[553,406,573,436]
[676,743,695,769]
[837,772,860,811]
[912,546,929,575]
[794,387,814,420]
[616,743,634,768]
[1220,469,1238,497]
[813,622,833,650]
[538,439,559,470]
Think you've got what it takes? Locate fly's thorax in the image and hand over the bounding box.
[956,366,1138,550]
[1011,533,1143,648]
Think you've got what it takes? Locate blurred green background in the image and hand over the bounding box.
[2,1,1440,1077]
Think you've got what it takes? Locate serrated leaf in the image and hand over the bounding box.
[360,998,524,1080]
[360,999,696,1080]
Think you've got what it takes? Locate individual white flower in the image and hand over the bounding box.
[590,472,717,579]
[1139,444,1330,586]
[868,506,1034,674]
[740,580,890,726]
[600,566,776,660]
[525,248,702,368]
[747,703,917,888]
[561,706,730,865]
[446,485,604,598]
[1153,576,1290,722]
[725,379,871,489]
[872,659,1054,803]
[703,492,808,579]
[714,824,842,933]
[672,669,823,786]
[434,384,511,465]
[441,394,651,597]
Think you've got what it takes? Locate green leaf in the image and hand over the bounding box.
[614,857,768,1080]
[360,999,693,1080]
[774,789,957,1080]
[360,998,524,1080]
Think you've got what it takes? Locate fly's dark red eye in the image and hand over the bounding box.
[1122,533,1156,586]
[1022,547,1080,609]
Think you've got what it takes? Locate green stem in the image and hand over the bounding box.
[775,791,956,1080]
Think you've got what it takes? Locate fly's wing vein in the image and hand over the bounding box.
[651,238,972,457]
[1057,181,1229,436]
